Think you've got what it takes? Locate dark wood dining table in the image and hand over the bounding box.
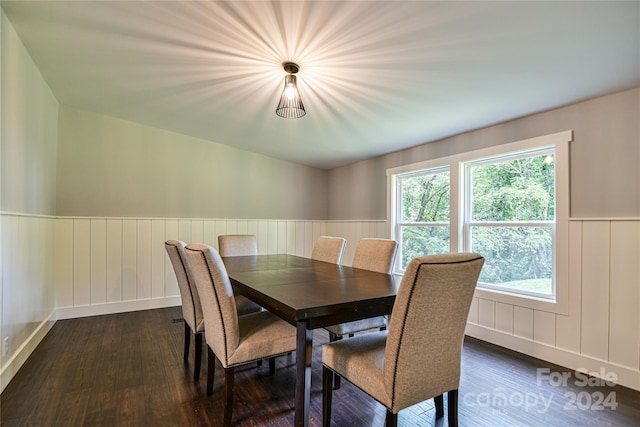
[222,254,401,427]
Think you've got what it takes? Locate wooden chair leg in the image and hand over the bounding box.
[183,323,191,364]
[385,409,397,427]
[207,347,216,396]
[322,366,333,427]
[448,389,458,427]
[193,332,203,381]
[268,357,276,376]
[223,367,235,427]
[434,394,444,418]
[329,334,343,389]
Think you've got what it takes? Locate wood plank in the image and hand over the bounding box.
[122,220,137,301]
[164,220,179,296]
[277,221,288,254]
[73,219,91,306]
[609,221,640,369]
[190,220,203,244]
[257,221,269,254]
[468,297,479,324]
[295,222,305,256]
[477,299,495,328]
[151,220,166,298]
[533,310,556,346]
[202,220,216,246]
[513,306,534,340]
[90,219,107,304]
[136,220,152,300]
[555,221,582,353]
[580,221,610,361]
[286,221,296,255]
[106,219,123,303]
[53,218,74,308]
[494,302,514,334]
[268,221,278,254]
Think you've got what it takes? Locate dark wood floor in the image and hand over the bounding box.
[2,307,639,426]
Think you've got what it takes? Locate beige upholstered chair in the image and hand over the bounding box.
[165,240,206,381]
[311,236,347,264]
[185,243,297,427]
[218,234,258,257]
[217,234,263,315]
[324,238,398,388]
[165,240,262,381]
[322,253,484,427]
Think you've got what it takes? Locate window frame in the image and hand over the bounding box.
[387,130,572,314]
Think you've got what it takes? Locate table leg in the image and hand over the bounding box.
[294,321,313,427]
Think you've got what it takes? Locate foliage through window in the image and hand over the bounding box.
[465,150,555,297]
[396,168,450,268]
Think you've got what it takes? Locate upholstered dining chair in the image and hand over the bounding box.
[165,240,262,381]
[322,253,484,427]
[217,234,263,314]
[311,236,347,264]
[218,234,258,257]
[324,238,398,388]
[185,243,297,427]
[165,240,205,381]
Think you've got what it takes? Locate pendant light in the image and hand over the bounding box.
[275,62,306,119]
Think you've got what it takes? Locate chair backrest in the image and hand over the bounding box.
[184,243,240,368]
[165,240,204,332]
[351,238,399,274]
[311,236,346,264]
[218,234,258,257]
[384,253,484,412]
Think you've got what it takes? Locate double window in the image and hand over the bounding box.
[388,131,571,312]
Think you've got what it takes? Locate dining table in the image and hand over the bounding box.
[222,253,401,427]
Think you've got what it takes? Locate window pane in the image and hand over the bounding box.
[471,154,554,221]
[400,171,450,222]
[471,226,553,295]
[400,225,449,269]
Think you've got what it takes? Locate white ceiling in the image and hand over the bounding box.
[3,1,639,169]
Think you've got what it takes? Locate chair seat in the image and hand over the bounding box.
[324,316,386,337]
[228,311,297,367]
[322,331,390,407]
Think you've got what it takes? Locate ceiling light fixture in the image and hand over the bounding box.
[275,62,306,119]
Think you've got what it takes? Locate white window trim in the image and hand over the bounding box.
[387,130,572,315]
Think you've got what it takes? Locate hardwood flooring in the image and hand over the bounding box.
[2,307,639,426]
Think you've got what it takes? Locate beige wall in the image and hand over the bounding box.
[1,12,58,215]
[328,88,640,220]
[1,10,58,390]
[56,105,328,219]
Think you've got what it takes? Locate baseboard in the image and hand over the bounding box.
[56,296,181,320]
[466,323,640,392]
[1,309,57,393]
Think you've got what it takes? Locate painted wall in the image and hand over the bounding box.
[327,88,640,220]
[56,106,328,220]
[0,10,58,389]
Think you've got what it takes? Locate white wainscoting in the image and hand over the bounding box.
[2,215,639,392]
[466,219,640,391]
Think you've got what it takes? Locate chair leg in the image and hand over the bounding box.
[207,347,216,396]
[329,334,343,390]
[434,394,444,418]
[268,357,276,376]
[322,366,333,427]
[385,409,397,427]
[223,367,235,427]
[448,390,458,427]
[193,332,203,381]
[183,323,191,364]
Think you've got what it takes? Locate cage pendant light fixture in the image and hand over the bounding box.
[276,62,306,119]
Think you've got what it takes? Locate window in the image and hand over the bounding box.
[388,131,571,313]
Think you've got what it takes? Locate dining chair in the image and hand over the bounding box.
[311,236,347,264]
[323,238,398,389]
[165,240,205,381]
[322,253,484,427]
[165,240,262,381]
[185,243,297,427]
[218,234,258,257]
